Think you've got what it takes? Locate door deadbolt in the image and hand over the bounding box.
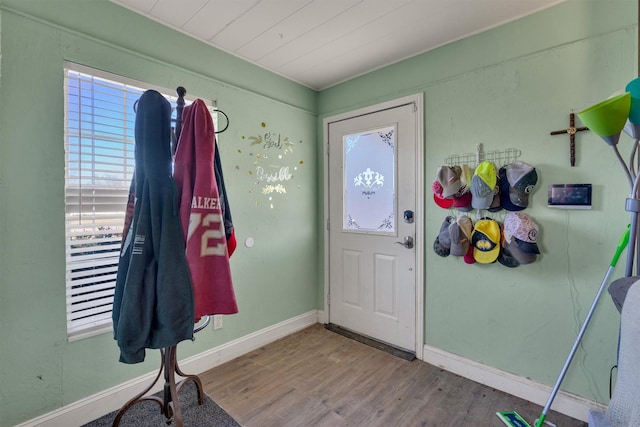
[403,210,414,223]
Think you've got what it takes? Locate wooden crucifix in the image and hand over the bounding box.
[550,113,589,167]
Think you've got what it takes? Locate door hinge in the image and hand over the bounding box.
[327,291,330,306]
[326,218,330,231]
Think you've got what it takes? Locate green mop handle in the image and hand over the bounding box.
[610,225,630,267]
[534,225,630,427]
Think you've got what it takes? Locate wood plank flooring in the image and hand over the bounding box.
[201,324,587,427]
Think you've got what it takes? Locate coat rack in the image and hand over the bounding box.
[112,87,211,427]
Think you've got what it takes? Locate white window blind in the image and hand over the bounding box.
[63,63,213,340]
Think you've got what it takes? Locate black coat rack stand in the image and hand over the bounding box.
[111,342,206,427]
[112,87,208,427]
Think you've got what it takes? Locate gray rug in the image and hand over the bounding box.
[82,382,240,427]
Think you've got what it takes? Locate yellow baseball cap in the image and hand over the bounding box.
[475,161,497,189]
[471,219,500,264]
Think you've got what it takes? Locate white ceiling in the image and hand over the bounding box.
[111,0,566,91]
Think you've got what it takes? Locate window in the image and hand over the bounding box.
[64,63,215,340]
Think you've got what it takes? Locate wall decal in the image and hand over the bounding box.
[237,121,304,208]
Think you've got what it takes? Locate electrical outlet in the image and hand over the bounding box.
[213,315,223,330]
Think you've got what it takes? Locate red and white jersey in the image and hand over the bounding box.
[174,99,238,321]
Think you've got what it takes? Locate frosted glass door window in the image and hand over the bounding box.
[343,125,396,233]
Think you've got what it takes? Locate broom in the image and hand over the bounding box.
[497,225,630,427]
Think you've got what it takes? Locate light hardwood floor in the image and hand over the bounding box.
[201,324,587,427]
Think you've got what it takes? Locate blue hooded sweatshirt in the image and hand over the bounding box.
[112,90,195,364]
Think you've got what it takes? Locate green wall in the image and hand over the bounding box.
[0,1,318,425]
[319,0,637,408]
[1,0,638,425]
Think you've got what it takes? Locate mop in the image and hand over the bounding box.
[497,226,630,427]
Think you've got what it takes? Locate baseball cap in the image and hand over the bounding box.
[459,164,474,193]
[457,215,474,240]
[452,191,472,211]
[476,161,497,188]
[498,245,520,268]
[458,216,475,265]
[497,223,519,268]
[471,175,493,210]
[471,161,497,210]
[463,245,476,264]
[499,166,526,211]
[504,212,540,255]
[471,218,501,264]
[432,180,453,209]
[488,175,503,212]
[433,216,454,257]
[505,161,538,208]
[437,166,462,198]
[504,238,537,264]
[449,221,470,256]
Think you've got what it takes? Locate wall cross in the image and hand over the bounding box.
[550,113,589,167]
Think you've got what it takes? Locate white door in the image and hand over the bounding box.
[327,96,422,353]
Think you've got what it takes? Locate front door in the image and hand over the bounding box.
[327,96,421,353]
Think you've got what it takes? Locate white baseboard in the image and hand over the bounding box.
[423,343,606,423]
[19,310,319,427]
[318,309,327,324]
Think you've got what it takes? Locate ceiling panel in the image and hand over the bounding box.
[184,0,260,41]
[111,0,567,90]
[235,0,362,62]
[257,0,411,72]
[147,0,208,28]
[209,0,313,52]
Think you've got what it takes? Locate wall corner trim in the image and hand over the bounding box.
[422,344,606,423]
[17,310,319,427]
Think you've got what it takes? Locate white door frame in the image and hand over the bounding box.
[321,93,424,361]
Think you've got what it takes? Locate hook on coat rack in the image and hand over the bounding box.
[175,86,186,139]
[171,86,187,156]
[214,109,230,134]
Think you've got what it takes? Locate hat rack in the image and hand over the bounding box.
[442,145,523,221]
[445,144,521,169]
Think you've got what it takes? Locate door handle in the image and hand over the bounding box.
[395,236,414,249]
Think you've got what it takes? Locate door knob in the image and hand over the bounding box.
[395,236,414,249]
